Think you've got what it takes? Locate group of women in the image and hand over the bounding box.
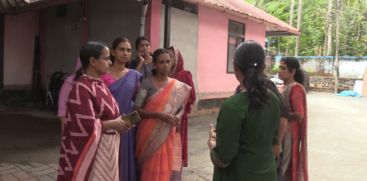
[57,37,195,181]
[208,41,308,181]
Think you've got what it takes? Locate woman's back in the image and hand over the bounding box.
[212,91,280,181]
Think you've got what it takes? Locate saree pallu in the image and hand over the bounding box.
[136,79,191,181]
[281,82,308,181]
[88,132,120,181]
[169,48,196,167]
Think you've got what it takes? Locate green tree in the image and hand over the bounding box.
[245,0,367,56]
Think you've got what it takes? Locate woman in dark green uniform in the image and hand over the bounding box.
[208,41,280,181]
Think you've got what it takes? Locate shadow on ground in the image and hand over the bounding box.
[0,108,60,163]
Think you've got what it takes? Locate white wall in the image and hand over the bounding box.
[160,6,198,89]
[4,12,39,88]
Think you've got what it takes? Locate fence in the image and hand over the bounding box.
[275,56,367,79]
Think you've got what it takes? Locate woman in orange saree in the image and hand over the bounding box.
[134,49,191,181]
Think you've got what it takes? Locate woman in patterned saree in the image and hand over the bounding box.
[101,37,141,181]
[167,46,196,167]
[278,57,308,181]
[135,49,191,181]
[57,42,132,181]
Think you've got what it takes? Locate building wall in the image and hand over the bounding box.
[159,7,198,90]
[88,0,141,50]
[146,0,161,51]
[197,5,266,96]
[4,12,39,88]
[41,0,142,86]
[42,2,82,86]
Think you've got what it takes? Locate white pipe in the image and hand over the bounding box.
[139,2,149,36]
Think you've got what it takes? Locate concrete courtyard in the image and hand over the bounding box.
[0,92,366,181]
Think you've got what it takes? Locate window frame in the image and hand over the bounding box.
[227,20,245,73]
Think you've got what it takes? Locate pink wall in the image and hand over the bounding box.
[4,12,39,87]
[197,5,266,95]
[145,0,161,51]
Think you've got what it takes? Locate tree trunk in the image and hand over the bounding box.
[295,0,303,56]
[334,0,341,93]
[285,0,295,56]
[324,0,333,56]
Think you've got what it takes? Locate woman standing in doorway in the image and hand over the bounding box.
[135,49,191,181]
[278,57,308,181]
[57,42,132,181]
[101,37,142,181]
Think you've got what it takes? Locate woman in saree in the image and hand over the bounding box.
[101,37,141,181]
[134,48,191,181]
[57,42,132,181]
[129,36,153,79]
[58,58,81,133]
[167,46,196,167]
[278,57,308,181]
[207,41,280,181]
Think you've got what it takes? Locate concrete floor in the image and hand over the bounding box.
[0,92,366,180]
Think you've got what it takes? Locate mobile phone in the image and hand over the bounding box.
[121,111,141,125]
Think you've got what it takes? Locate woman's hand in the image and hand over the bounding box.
[113,116,133,132]
[273,144,282,159]
[158,113,178,126]
[208,123,216,150]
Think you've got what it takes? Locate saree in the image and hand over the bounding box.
[101,70,142,181]
[57,75,120,181]
[135,79,191,181]
[281,82,308,181]
[169,48,196,167]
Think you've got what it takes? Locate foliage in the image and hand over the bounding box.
[246,0,367,56]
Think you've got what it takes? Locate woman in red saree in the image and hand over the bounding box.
[278,57,308,181]
[57,42,132,181]
[135,49,191,181]
[167,47,196,167]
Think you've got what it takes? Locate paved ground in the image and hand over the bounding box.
[0,92,366,181]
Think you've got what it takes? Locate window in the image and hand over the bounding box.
[227,20,245,73]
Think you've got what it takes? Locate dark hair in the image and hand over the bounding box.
[151,48,170,76]
[234,41,268,109]
[75,41,108,80]
[111,37,131,64]
[135,36,150,50]
[280,57,304,85]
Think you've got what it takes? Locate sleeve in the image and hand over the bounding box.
[210,102,243,168]
[290,85,306,120]
[133,72,143,101]
[57,76,74,117]
[134,79,149,107]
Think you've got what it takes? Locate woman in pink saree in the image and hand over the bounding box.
[57,42,132,181]
[134,49,191,181]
